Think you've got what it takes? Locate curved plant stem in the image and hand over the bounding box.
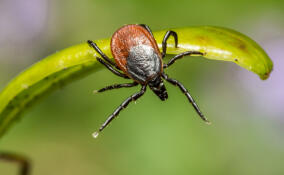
[0,26,273,137]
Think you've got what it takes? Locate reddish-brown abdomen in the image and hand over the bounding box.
[111,24,162,75]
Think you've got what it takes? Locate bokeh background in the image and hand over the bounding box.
[0,0,284,174]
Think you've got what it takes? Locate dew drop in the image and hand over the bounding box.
[205,121,212,125]
[92,131,99,139]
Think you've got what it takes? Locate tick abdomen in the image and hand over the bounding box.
[127,44,162,83]
[111,24,163,83]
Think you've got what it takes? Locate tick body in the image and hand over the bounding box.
[88,24,210,137]
[111,25,167,99]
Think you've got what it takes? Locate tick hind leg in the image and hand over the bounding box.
[96,57,129,79]
[87,40,121,70]
[139,25,178,58]
[139,24,154,37]
[162,73,210,124]
[93,86,147,137]
[88,40,129,79]
[0,152,31,175]
[94,82,138,93]
[163,51,204,68]
[161,30,178,58]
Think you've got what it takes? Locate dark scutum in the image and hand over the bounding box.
[126,44,162,83]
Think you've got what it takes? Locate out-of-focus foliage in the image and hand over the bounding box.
[0,0,283,175]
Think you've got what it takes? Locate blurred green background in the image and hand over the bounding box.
[1,0,284,174]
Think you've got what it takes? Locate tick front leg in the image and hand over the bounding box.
[93,85,147,138]
[97,58,129,79]
[87,40,121,70]
[162,73,210,124]
[161,30,178,58]
[0,152,31,175]
[94,82,138,93]
[163,51,204,68]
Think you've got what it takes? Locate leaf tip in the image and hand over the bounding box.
[260,70,272,80]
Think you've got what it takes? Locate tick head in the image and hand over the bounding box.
[148,76,168,101]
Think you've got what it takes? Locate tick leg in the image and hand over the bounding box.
[87,40,121,70]
[161,30,178,58]
[93,85,147,136]
[163,51,204,68]
[0,152,31,175]
[97,57,129,79]
[94,82,138,93]
[139,24,154,37]
[162,73,210,124]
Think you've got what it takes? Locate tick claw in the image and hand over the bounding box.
[92,131,99,139]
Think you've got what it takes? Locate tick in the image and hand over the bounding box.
[87,24,210,138]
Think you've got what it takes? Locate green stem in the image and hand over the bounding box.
[0,26,273,137]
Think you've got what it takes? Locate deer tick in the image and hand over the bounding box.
[87,24,210,138]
